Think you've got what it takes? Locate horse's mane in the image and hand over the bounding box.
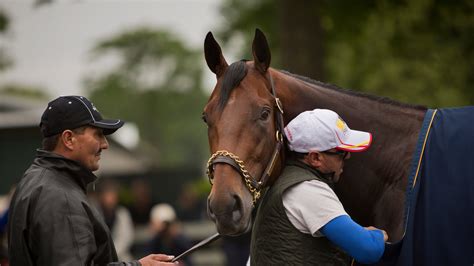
[280,70,427,111]
[217,60,427,111]
[218,60,248,110]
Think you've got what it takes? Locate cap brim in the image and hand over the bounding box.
[337,129,372,152]
[90,119,124,135]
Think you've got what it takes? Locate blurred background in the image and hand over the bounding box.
[0,0,473,265]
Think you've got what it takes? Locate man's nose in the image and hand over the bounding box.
[101,136,109,149]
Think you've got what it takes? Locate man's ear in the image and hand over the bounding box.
[60,130,75,150]
[306,152,323,168]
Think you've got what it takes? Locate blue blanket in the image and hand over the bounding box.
[376,107,474,266]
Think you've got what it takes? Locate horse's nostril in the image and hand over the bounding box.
[232,195,243,221]
[207,197,216,220]
[207,194,243,222]
[232,195,242,211]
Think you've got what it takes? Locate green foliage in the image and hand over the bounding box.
[0,8,12,71]
[218,0,280,63]
[92,28,202,92]
[86,28,209,167]
[187,177,212,199]
[33,0,54,8]
[218,0,474,107]
[0,84,50,99]
[0,8,8,32]
[326,0,474,107]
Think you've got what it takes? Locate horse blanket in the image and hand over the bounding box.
[376,107,474,266]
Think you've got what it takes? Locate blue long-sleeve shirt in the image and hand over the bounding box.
[320,215,385,264]
[0,209,8,234]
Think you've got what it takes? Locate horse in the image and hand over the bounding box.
[203,29,427,241]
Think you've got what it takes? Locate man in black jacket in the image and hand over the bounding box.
[8,96,175,266]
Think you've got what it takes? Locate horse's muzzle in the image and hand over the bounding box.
[207,193,251,236]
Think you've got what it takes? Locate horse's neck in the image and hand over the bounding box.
[280,76,426,164]
[275,70,426,238]
[275,71,426,145]
[276,72,423,126]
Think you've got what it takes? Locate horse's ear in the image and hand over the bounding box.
[252,28,271,73]
[204,32,228,77]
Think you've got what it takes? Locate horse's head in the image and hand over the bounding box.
[203,29,285,236]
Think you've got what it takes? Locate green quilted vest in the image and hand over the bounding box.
[250,161,350,265]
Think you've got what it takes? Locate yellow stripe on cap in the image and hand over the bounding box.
[339,140,371,149]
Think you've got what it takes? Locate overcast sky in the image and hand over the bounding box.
[0,0,224,97]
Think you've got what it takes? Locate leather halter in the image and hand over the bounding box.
[206,73,285,205]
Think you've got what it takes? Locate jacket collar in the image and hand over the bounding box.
[286,159,335,186]
[35,149,98,191]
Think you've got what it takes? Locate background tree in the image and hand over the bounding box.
[218,0,474,107]
[86,28,208,168]
[0,84,49,99]
[0,8,12,71]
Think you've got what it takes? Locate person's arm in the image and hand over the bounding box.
[320,215,386,264]
[112,207,135,260]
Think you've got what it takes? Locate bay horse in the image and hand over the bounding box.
[203,29,427,241]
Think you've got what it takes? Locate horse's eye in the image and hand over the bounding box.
[260,109,270,120]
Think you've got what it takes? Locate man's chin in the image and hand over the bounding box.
[90,165,100,172]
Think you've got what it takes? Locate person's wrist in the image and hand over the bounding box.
[375,229,388,242]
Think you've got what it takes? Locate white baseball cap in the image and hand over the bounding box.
[151,203,176,223]
[284,109,372,153]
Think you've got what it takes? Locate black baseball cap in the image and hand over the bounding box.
[40,95,124,137]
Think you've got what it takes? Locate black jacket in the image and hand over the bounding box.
[8,150,140,266]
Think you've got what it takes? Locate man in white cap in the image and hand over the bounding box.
[250,109,388,265]
[147,204,193,266]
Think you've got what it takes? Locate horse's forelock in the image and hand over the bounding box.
[218,60,248,110]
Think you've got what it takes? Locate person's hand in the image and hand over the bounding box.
[366,226,389,242]
[139,254,177,265]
